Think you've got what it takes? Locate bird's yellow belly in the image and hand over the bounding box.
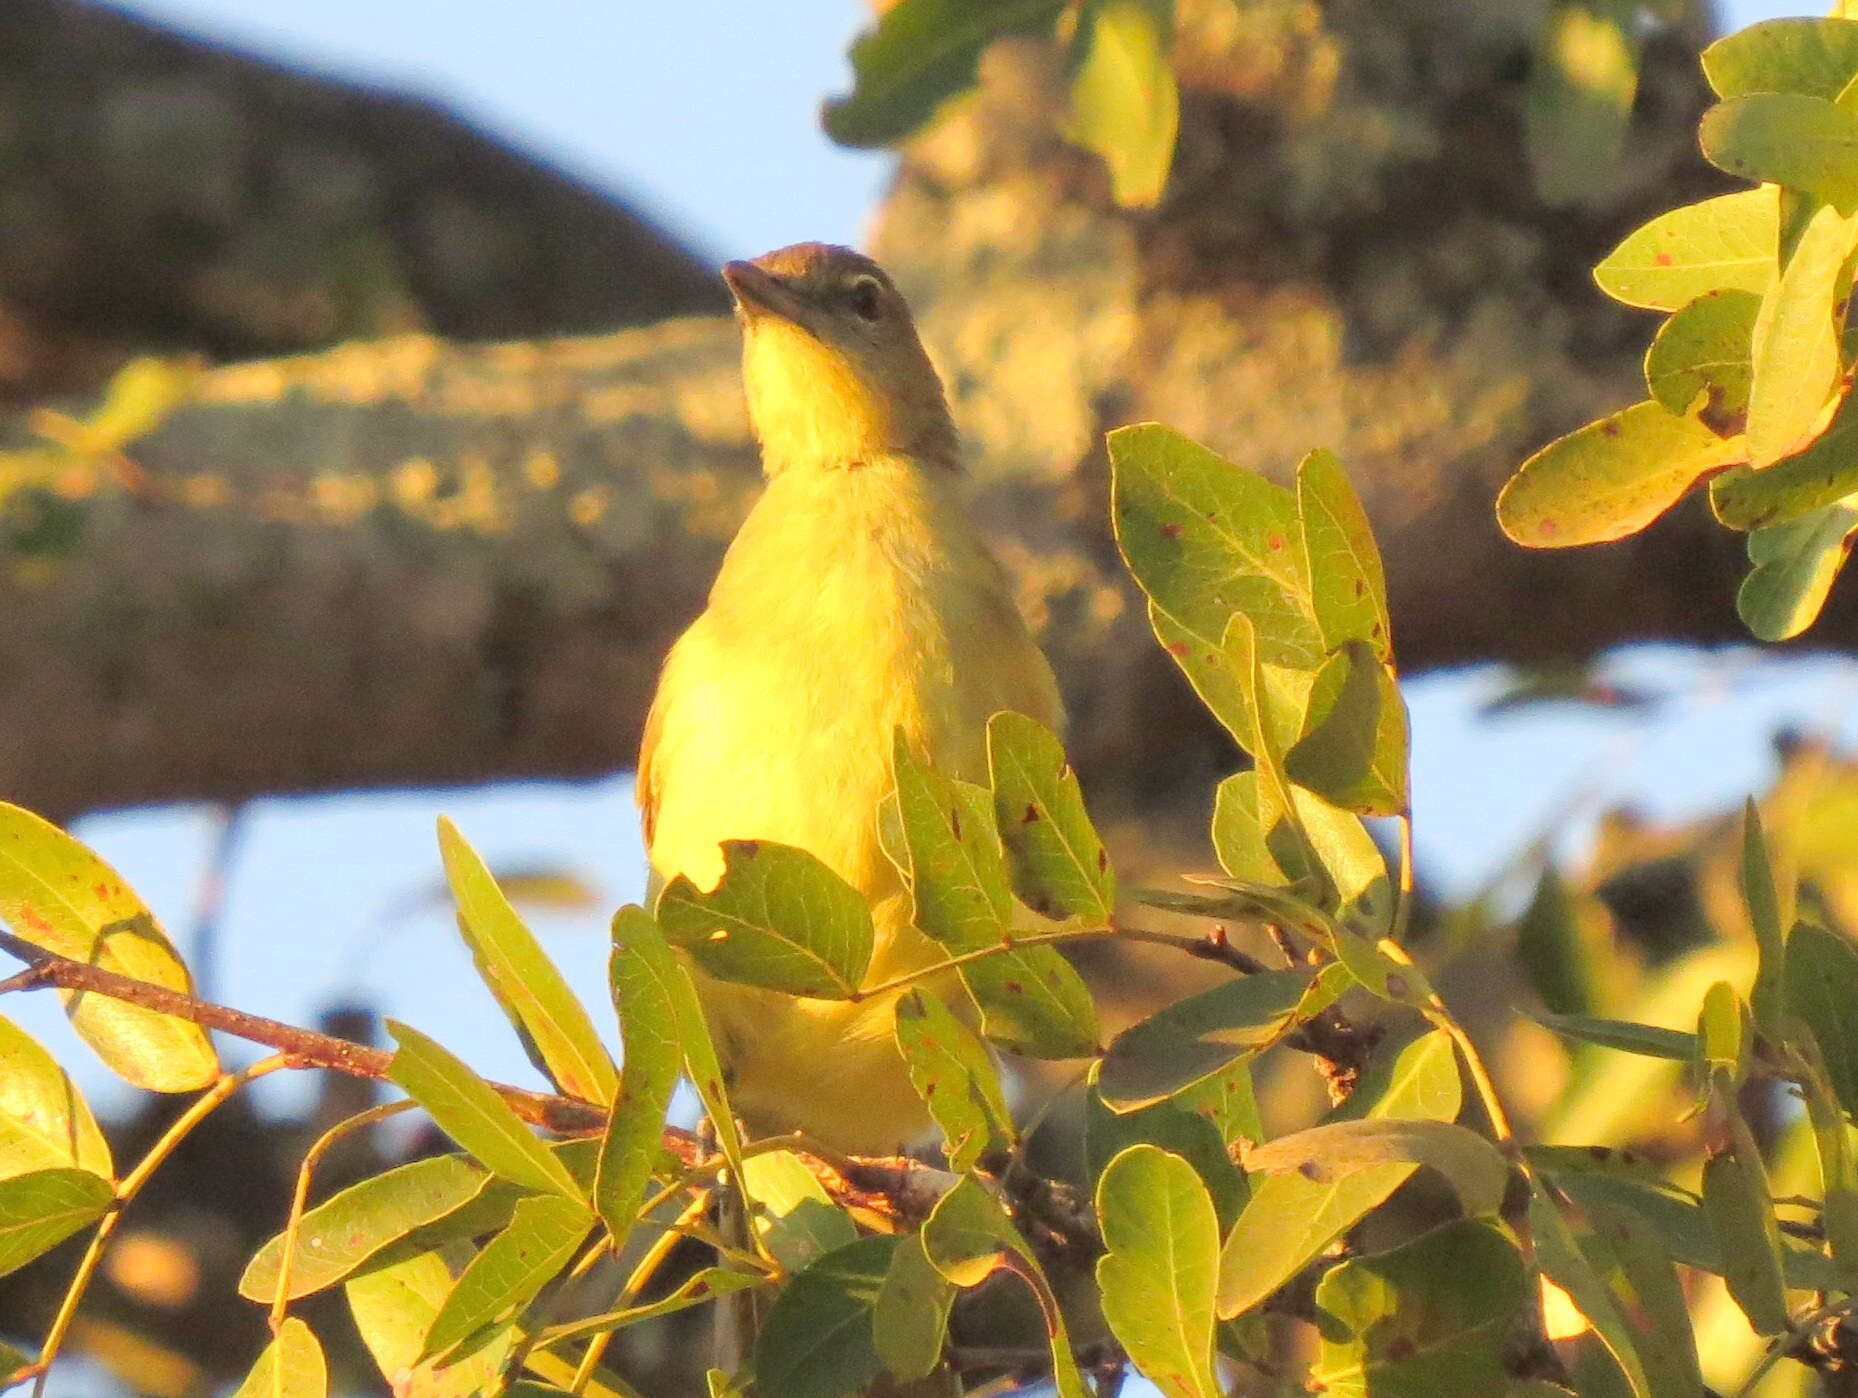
[639,463,1059,1151]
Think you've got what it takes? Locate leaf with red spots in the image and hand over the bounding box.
[1309,1220,1527,1396]
[1593,187,1778,310]
[987,713,1115,925]
[1109,423,1325,673]
[894,987,1014,1171]
[0,802,217,1092]
[886,734,1097,1058]
[1497,400,1744,548]
[1296,448,1390,658]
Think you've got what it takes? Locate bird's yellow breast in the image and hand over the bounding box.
[637,452,1060,1147]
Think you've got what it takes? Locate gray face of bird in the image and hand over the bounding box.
[723,243,957,474]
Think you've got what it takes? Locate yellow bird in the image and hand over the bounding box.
[636,243,1062,1153]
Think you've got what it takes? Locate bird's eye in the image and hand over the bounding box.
[848,276,884,321]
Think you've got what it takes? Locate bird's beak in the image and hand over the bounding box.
[723,261,814,331]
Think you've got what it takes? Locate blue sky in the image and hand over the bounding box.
[8,0,1834,1111]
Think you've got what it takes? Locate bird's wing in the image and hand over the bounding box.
[635,680,667,851]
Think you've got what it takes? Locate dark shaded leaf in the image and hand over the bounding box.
[896,988,1014,1171]
[753,1234,898,1398]
[1283,641,1408,816]
[1643,288,1758,424]
[823,0,1067,146]
[1098,968,1312,1111]
[873,1231,955,1382]
[1702,93,1858,213]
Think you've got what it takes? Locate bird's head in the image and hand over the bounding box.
[724,243,957,476]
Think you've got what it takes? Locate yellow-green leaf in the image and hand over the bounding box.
[1711,385,1858,529]
[438,818,616,1107]
[1737,492,1858,639]
[658,841,873,999]
[1241,1118,1510,1218]
[1096,1146,1220,1398]
[387,1021,582,1202]
[1497,401,1743,547]
[895,988,1014,1172]
[0,803,217,1091]
[1296,448,1390,659]
[0,1013,110,1180]
[987,711,1115,924]
[1282,641,1409,817]
[1593,188,1778,310]
[420,1193,592,1362]
[1643,289,1759,426]
[1702,92,1858,214]
[1748,202,1858,465]
[1066,0,1178,207]
[1704,17,1858,101]
[593,907,683,1241]
[0,1166,111,1277]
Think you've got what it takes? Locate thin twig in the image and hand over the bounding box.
[22,1056,291,1396]
[0,928,611,1136]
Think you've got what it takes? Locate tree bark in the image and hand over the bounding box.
[0,0,1789,825]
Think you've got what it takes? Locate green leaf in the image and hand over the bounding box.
[739,1150,858,1271]
[1110,422,1325,670]
[1096,1145,1221,1398]
[1086,1064,1248,1231]
[230,1316,326,1398]
[895,988,1014,1171]
[437,817,617,1106]
[1310,1219,1527,1397]
[1283,641,1409,816]
[387,1021,582,1202]
[1702,93,1858,213]
[1211,772,1391,923]
[0,802,218,1092]
[1704,17,1858,101]
[346,1245,513,1398]
[1785,923,1858,1116]
[753,1234,898,1398]
[0,1013,111,1180]
[1711,383,1858,529]
[1525,0,1641,207]
[613,907,745,1183]
[1497,402,1744,548]
[1065,0,1178,207]
[1241,1118,1510,1217]
[987,711,1115,923]
[1528,1189,1660,1398]
[1738,492,1858,640]
[1097,968,1313,1111]
[890,735,1013,949]
[1328,1029,1462,1126]
[1514,869,1601,1018]
[1791,1024,1858,1287]
[240,1154,492,1302]
[536,1266,761,1348]
[919,1179,1089,1398]
[1697,981,1747,1082]
[1741,802,1791,1039]
[1542,1164,1837,1293]
[889,736,1098,1057]
[1297,448,1391,658]
[0,1166,111,1276]
[1643,289,1759,427]
[594,907,683,1241]
[873,1231,956,1383]
[1594,188,1779,310]
[1702,1142,1789,1336]
[421,1192,592,1362]
[1747,202,1858,465]
[1534,1013,1697,1060]
[1564,1189,1704,1397]
[658,841,873,998]
[1216,1163,1415,1320]
[822,0,1067,146]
